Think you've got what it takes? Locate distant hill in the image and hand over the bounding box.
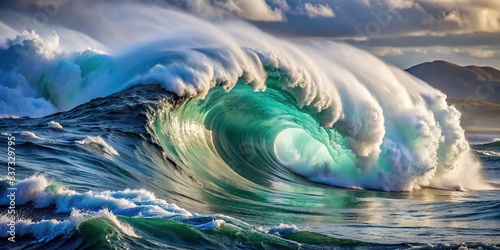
[406,60,500,103]
[445,98,500,133]
[406,60,500,133]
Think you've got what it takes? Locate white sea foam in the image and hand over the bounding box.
[196,219,226,230]
[474,150,500,157]
[76,136,119,156]
[0,175,192,216]
[267,223,300,236]
[47,121,63,129]
[0,115,20,119]
[21,131,40,139]
[0,175,308,242]
[0,175,189,240]
[0,175,306,241]
[0,209,83,241]
[0,209,138,241]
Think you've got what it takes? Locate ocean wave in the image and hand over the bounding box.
[474,150,500,157]
[267,223,300,237]
[0,175,310,245]
[0,209,138,241]
[149,83,491,191]
[21,131,40,139]
[76,136,120,156]
[0,2,490,192]
[0,175,178,215]
[0,2,497,249]
[47,121,63,129]
[474,139,500,147]
[0,175,191,240]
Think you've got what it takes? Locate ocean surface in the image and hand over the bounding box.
[0,6,499,249]
[0,84,498,249]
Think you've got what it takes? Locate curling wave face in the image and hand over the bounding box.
[149,78,489,192]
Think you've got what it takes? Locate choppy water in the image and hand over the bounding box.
[0,85,498,249]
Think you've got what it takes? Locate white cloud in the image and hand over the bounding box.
[369,47,404,56]
[182,0,285,21]
[371,0,415,10]
[416,0,500,33]
[467,49,496,58]
[0,21,19,46]
[303,3,335,18]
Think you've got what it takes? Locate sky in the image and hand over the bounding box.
[0,0,499,69]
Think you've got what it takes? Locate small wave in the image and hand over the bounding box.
[482,140,500,148]
[0,175,190,240]
[474,149,500,157]
[409,243,500,250]
[196,219,226,230]
[47,121,63,130]
[21,131,40,139]
[267,223,300,237]
[0,208,138,241]
[0,175,189,216]
[0,210,82,241]
[471,138,500,146]
[76,136,119,156]
[0,115,20,119]
[0,175,309,244]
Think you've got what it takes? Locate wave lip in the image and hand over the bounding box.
[47,121,63,129]
[0,208,138,241]
[21,131,40,139]
[76,136,119,156]
[267,223,299,237]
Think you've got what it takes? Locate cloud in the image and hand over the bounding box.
[303,3,335,18]
[467,49,496,58]
[0,20,19,44]
[368,46,500,70]
[340,33,500,48]
[251,0,500,38]
[415,0,500,34]
[0,0,286,22]
[169,0,285,21]
[3,0,499,35]
[369,47,404,56]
